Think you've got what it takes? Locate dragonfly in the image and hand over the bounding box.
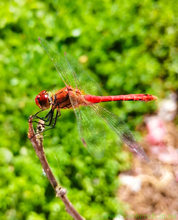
[33,37,157,162]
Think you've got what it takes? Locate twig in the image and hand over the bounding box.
[28,116,85,220]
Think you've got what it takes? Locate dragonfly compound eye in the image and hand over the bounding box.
[35,90,51,110]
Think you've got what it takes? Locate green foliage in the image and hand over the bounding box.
[0,0,178,219]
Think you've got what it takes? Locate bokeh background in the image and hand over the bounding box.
[0,0,178,220]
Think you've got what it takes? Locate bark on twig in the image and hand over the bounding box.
[28,116,85,220]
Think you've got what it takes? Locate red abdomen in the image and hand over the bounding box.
[84,94,157,103]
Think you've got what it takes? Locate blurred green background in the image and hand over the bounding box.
[0,0,178,219]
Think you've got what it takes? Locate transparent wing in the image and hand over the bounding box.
[73,105,106,158]
[39,37,73,87]
[39,37,102,96]
[39,37,106,157]
[65,53,102,96]
[92,105,149,162]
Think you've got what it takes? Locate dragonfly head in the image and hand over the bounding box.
[35,90,51,110]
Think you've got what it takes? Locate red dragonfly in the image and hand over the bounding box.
[33,37,157,161]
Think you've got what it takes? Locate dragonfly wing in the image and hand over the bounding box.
[39,38,106,158]
[65,53,102,96]
[39,37,102,96]
[39,37,76,87]
[72,105,106,158]
[92,105,150,162]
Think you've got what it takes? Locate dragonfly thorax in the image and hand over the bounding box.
[35,90,52,110]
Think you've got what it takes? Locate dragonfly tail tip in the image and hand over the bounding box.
[153,95,158,100]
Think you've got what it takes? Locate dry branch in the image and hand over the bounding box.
[28,116,85,220]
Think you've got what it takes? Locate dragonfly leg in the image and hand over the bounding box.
[31,108,61,138]
[46,109,54,125]
[32,109,44,119]
[41,109,61,128]
[46,109,61,126]
[30,109,47,125]
[45,109,53,119]
[32,109,51,123]
[51,109,61,128]
[32,109,54,124]
[40,110,61,133]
